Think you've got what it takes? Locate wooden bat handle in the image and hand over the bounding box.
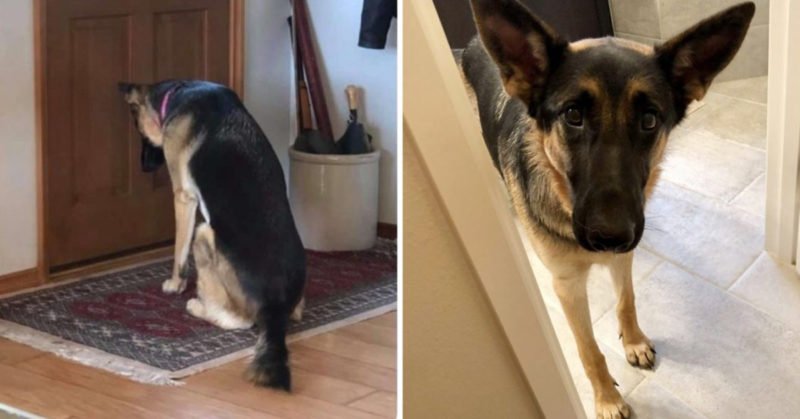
[345,85,358,111]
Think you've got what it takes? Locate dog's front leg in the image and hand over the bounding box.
[609,252,655,369]
[553,269,630,419]
[164,189,197,294]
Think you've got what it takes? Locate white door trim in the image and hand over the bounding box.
[404,1,585,417]
[765,0,800,267]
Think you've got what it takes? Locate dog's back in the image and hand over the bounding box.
[183,83,305,299]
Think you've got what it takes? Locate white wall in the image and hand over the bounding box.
[0,0,395,277]
[244,0,293,178]
[304,0,398,224]
[0,1,36,276]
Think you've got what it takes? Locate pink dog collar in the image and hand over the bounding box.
[159,87,177,124]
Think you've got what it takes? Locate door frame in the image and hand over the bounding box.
[33,0,245,282]
[404,0,585,417]
[765,0,800,268]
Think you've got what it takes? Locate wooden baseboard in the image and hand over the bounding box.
[5,222,392,295]
[377,223,397,239]
[0,268,42,295]
[50,245,174,283]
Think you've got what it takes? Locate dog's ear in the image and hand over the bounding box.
[118,82,146,105]
[656,2,755,106]
[470,0,567,108]
[117,82,135,94]
[140,137,165,173]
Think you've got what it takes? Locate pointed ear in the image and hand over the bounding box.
[118,82,147,104]
[117,82,135,94]
[655,2,755,106]
[470,0,567,107]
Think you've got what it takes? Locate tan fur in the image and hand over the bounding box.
[187,223,256,329]
[459,54,666,417]
[525,127,574,215]
[570,37,654,56]
[124,86,259,328]
[569,37,607,52]
[161,115,201,294]
[645,132,669,199]
[609,252,655,368]
[123,87,165,146]
[526,225,635,416]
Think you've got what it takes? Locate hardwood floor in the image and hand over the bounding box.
[0,312,397,418]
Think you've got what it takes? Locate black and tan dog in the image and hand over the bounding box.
[463,1,753,416]
[119,80,306,390]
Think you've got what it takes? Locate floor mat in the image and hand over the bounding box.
[0,239,396,385]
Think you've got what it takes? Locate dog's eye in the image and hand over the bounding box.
[564,106,583,127]
[641,111,658,131]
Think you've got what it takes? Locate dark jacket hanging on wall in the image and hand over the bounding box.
[358,0,397,49]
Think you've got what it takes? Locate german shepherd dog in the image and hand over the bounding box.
[463,1,753,416]
[119,80,306,391]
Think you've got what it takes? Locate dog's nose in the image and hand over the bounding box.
[585,220,636,252]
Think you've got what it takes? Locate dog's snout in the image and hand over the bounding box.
[574,187,643,253]
[584,218,636,252]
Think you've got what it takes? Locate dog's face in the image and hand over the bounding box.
[118,82,166,172]
[472,0,754,252]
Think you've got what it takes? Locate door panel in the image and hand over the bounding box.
[154,10,208,81]
[70,16,132,200]
[45,0,233,269]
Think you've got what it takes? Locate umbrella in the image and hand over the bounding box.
[293,0,337,154]
[336,85,371,154]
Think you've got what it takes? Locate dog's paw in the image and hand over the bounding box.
[290,297,305,322]
[186,298,205,318]
[162,277,187,294]
[624,339,656,369]
[595,393,631,419]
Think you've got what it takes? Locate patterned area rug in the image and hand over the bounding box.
[0,239,396,385]
[0,403,41,419]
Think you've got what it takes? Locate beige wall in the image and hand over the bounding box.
[0,1,36,276]
[403,130,544,419]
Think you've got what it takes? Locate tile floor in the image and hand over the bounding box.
[524,77,800,418]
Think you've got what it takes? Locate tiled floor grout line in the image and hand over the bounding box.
[725,250,763,292]
[671,123,767,154]
[707,89,767,107]
[623,375,713,419]
[637,238,755,294]
[657,178,763,220]
[726,171,763,206]
[639,244,797,334]
[590,258,668,327]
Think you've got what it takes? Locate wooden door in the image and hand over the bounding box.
[433,0,613,48]
[44,0,236,269]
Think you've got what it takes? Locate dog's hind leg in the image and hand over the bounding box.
[609,252,655,369]
[164,190,197,294]
[552,264,631,419]
[186,223,254,330]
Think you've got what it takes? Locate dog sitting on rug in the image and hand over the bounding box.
[119,80,306,391]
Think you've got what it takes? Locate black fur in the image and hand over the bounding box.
[182,83,304,391]
[464,0,754,253]
[126,80,305,391]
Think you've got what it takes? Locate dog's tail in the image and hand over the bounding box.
[249,303,291,391]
